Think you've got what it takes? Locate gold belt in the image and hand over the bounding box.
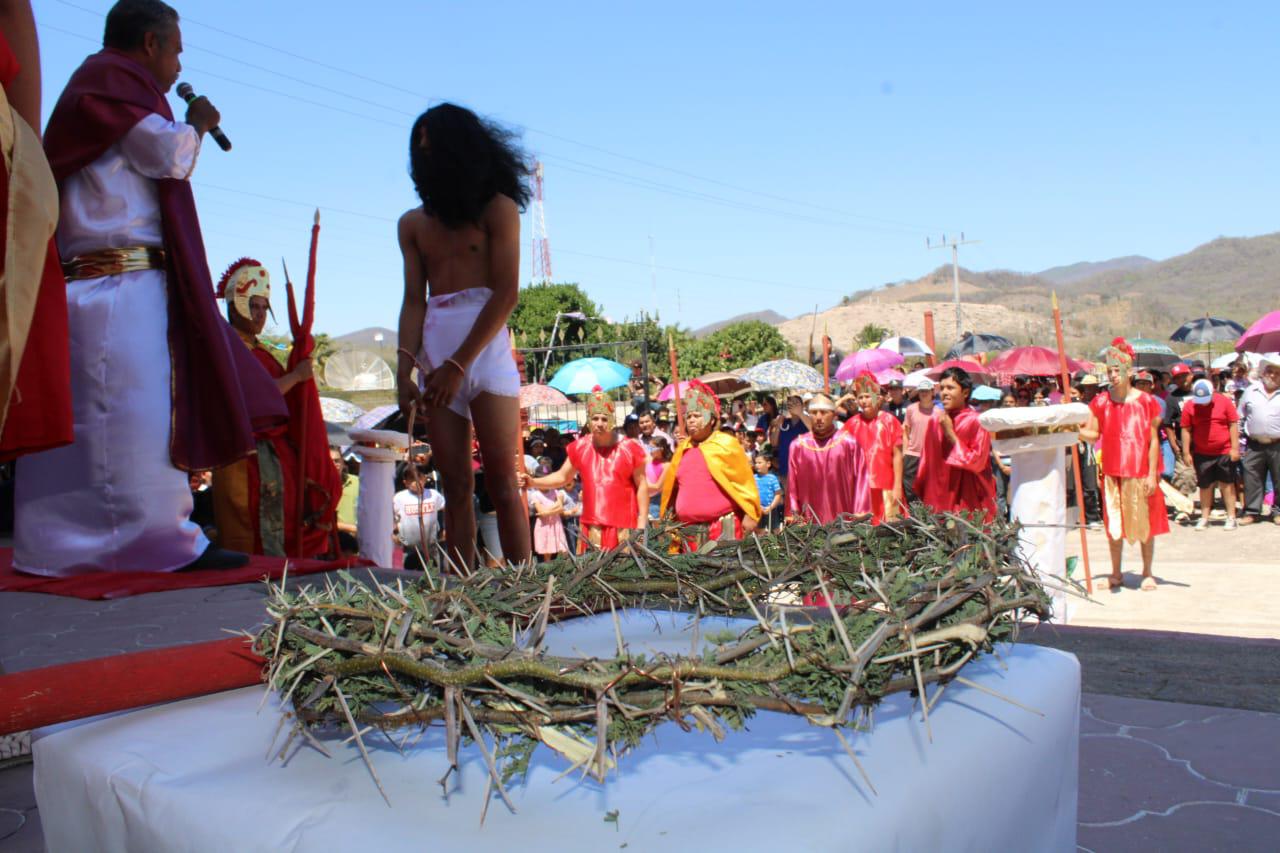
[62,246,166,281]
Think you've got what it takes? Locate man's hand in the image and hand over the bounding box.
[420,361,465,411]
[1182,454,1194,470]
[291,358,313,383]
[742,514,759,534]
[185,96,221,137]
[1144,474,1159,498]
[397,373,423,419]
[1230,447,1240,463]
[938,410,956,440]
[516,470,531,489]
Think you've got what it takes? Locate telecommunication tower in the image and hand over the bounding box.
[531,160,553,285]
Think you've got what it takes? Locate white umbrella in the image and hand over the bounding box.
[878,336,934,358]
[903,367,933,389]
[1210,351,1272,370]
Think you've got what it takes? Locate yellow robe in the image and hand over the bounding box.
[660,431,763,522]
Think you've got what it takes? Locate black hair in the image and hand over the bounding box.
[104,0,178,51]
[762,396,778,415]
[409,104,532,228]
[939,366,974,397]
[756,451,774,463]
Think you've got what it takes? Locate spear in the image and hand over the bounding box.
[1052,292,1093,594]
[285,211,324,554]
[668,332,686,437]
[822,328,831,394]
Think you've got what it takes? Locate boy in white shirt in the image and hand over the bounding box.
[393,465,446,571]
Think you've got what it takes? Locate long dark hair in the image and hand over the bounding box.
[409,104,531,228]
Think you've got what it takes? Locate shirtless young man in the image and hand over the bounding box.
[396,103,532,569]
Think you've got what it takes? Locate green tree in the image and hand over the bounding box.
[509,282,602,345]
[678,320,793,376]
[607,311,693,382]
[854,322,891,349]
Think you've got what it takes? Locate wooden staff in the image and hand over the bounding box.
[923,311,937,367]
[668,332,686,436]
[822,332,831,394]
[1052,292,1094,594]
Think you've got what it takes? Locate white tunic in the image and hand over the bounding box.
[15,115,209,575]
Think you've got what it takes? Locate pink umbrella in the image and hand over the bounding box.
[873,368,906,385]
[1236,310,1280,353]
[926,358,994,382]
[657,380,692,401]
[835,348,905,381]
[519,383,570,408]
[987,346,1088,377]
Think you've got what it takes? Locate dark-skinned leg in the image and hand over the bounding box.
[427,406,477,572]
[1107,538,1124,587]
[470,392,532,565]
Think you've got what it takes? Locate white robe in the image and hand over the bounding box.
[15,115,208,575]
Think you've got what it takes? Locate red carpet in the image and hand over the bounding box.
[0,548,374,600]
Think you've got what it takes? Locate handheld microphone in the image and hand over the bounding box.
[176,82,232,151]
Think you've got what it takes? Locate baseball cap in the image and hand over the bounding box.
[623,413,640,424]
[1169,363,1191,378]
[971,385,1002,402]
[916,378,935,391]
[1134,370,1154,384]
[1190,378,1214,405]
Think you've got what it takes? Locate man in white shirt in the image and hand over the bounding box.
[394,466,446,571]
[17,0,285,575]
[1238,355,1280,525]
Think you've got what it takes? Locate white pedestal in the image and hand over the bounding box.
[1008,446,1071,623]
[347,431,409,569]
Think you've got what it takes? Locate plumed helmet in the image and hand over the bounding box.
[216,258,271,321]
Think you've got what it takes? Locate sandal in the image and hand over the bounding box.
[1097,575,1123,592]
[1140,577,1157,592]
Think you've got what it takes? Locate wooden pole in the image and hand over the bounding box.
[1052,292,1093,594]
[668,333,686,436]
[822,333,831,394]
[923,311,937,367]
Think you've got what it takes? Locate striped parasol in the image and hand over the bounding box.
[740,359,824,391]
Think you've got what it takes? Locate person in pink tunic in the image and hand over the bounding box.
[521,387,647,551]
[786,393,870,523]
[1079,338,1168,591]
[913,367,998,521]
[840,373,905,524]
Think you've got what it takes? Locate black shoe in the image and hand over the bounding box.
[180,545,250,571]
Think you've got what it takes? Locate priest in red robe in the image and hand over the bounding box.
[659,380,761,545]
[0,6,73,460]
[840,373,905,524]
[211,258,318,557]
[522,386,647,551]
[17,3,286,575]
[1079,337,1168,591]
[786,393,870,523]
[913,367,998,521]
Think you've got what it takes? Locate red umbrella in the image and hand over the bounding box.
[519,383,570,407]
[284,211,342,557]
[1236,310,1280,353]
[926,358,993,382]
[987,346,1088,377]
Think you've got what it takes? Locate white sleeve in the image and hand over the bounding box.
[119,113,201,181]
[434,489,446,509]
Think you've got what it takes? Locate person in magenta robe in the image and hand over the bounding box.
[1079,337,1168,591]
[786,393,870,523]
[913,367,998,521]
[522,386,647,551]
[840,373,905,524]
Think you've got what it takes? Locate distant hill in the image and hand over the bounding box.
[333,326,396,348]
[1037,256,1154,285]
[693,310,788,339]
[777,231,1279,356]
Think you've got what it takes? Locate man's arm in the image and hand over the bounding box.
[524,457,577,491]
[1147,415,1162,495]
[119,114,202,180]
[396,212,428,417]
[632,465,649,529]
[0,0,40,133]
[1229,420,1241,463]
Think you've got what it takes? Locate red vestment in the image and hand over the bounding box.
[661,433,761,544]
[844,411,905,524]
[566,435,645,550]
[0,33,72,460]
[1089,392,1169,542]
[786,429,871,522]
[914,406,997,521]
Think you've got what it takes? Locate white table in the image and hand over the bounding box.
[34,611,1079,852]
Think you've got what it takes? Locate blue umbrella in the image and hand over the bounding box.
[740,359,824,391]
[548,357,633,395]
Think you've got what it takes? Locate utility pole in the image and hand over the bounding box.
[927,233,979,340]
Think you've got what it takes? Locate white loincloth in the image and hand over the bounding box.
[419,287,519,420]
[14,269,207,575]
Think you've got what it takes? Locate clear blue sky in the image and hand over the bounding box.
[33,0,1280,337]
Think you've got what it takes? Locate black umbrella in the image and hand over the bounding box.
[943,332,1014,360]
[1169,317,1246,345]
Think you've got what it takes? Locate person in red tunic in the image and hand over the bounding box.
[913,367,998,521]
[840,372,905,524]
[0,2,73,460]
[786,393,871,523]
[1079,337,1168,591]
[659,380,761,545]
[521,386,647,551]
[210,259,315,556]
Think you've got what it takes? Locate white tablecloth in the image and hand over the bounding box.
[34,611,1079,852]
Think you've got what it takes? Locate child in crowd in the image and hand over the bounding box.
[527,464,569,561]
[646,437,672,520]
[393,465,446,572]
[753,453,784,531]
